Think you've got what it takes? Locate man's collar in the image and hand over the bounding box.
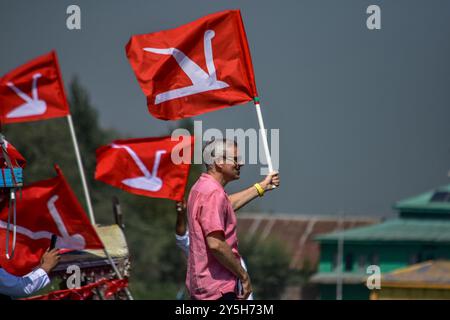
[201,172,225,189]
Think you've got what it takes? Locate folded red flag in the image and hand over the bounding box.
[0,51,70,124]
[95,136,193,201]
[126,9,257,120]
[1,139,26,168]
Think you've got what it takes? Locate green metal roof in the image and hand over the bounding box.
[316,218,450,243]
[394,184,450,214]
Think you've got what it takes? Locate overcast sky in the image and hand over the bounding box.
[1,0,449,217]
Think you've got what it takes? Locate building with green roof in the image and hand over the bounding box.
[372,260,450,300]
[311,183,450,300]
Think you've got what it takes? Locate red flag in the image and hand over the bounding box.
[103,278,129,299]
[95,136,193,201]
[126,10,257,120]
[2,139,26,168]
[0,166,103,276]
[0,51,70,124]
[22,278,128,300]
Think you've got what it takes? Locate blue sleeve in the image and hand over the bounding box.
[0,267,50,297]
[175,230,190,257]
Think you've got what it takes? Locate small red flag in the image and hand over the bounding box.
[126,10,257,120]
[95,136,193,201]
[0,51,70,124]
[2,139,26,168]
[0,166,103,276]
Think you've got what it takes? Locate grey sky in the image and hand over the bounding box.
[1,0,449,217]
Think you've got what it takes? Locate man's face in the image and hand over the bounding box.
[221,145,243,183]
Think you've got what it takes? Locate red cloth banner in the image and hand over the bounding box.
[95,135,193,201]
[22,278,129,300]
[126,10,257,120]
[0,51,70,124]
[0,166,103,276]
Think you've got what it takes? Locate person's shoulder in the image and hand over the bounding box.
[192,185,225,204]
[205,187,225,198]
[192,176,222,194]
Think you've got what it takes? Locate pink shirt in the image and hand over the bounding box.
[186,173,241,300]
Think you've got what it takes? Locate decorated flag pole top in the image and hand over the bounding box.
[0,134,24,260]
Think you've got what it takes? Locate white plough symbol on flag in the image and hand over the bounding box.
[0,195,86,249]
[143,30,229,104]
[111,144,166,192]
[6,73,47,118]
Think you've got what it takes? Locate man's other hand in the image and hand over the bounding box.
[238,273,252,300]
[176,200,186,213]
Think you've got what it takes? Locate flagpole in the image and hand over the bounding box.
[54,51,131,298]
[66,115,96,225]
[66,115,133,299]
[253,98,275,174]
[99,237,134,300]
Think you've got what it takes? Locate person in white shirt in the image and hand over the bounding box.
[175,201,254,300]
[0,248,60,299]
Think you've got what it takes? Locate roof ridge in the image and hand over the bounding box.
[238,212,379,222]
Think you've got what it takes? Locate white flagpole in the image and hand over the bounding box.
[66,115,96,225]
[98,235,134,300]
[66,114,133,299]
[254,99,275,173]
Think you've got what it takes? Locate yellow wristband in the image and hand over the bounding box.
[254,183,265,197]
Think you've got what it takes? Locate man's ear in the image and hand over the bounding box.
[214,161,224,172]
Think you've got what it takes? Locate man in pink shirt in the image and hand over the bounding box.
[186,139,280,300]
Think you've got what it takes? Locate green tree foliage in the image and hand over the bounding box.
[239,236,291,299]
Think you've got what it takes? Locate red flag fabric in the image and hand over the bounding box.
[103,278,129,299]
[22,278,128,300]
[126,9,257,120]
[0,166,103,276]
[2,139,26,168]
[95,136,193,201]
[0,51,70,124]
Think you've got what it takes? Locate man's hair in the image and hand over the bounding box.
[202,138,237,170]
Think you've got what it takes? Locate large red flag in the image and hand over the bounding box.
[0,166,103,276]
[0,51,70,124]
[95,136,193,201]
[126,10,257,120]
